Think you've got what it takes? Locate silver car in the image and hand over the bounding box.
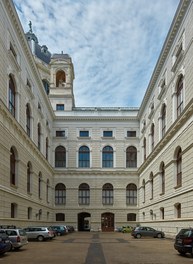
[24,226,55,241]
[3,228,28,250]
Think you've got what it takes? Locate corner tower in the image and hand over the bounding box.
[49,52,75,111]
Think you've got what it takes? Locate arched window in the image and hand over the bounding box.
[126,184,137,205]
[142,180,145,203]
[46,137,49,160]
[26,104,31,137]
[27,162,32,193]
[27,207,32,219]
[55,146,66,167]
[176,147,182,187]
[56,213,65,221]
[102,146,113,168]
[127,213,136,221]
[38,172,42,199]
[102,183,113,205]
[143,137,146,161]
[126,146,137,168]
[79,183,90,205]
[161,104,166,138]
[175,203,181,218]
[160,207,164,220]
[37,123,41,150]
[151,123,155,150]
[55,183,66,205]
[160,162,165,194]
[9,74,16,117]
[79,146,90,168]
[10,147,16,186]
[56,70,66,87]
[11,203,17,218]
[176,75,183,117]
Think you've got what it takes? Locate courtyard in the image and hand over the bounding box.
[0,231,193,264]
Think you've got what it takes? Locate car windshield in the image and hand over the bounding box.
[178,229,193,237]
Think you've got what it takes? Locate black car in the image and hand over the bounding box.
[174,228,193,257]
[0,230,11,255]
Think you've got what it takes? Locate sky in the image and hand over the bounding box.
[13,0,180,108]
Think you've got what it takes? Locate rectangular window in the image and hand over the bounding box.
[56,131,65,137]
[10,42,17,59]
[56,104,64,111]
[79,131,89,137]
[127,131,136,137]
[103,131,113,137]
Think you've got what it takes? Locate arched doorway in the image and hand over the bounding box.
[78,212,91,231]
[101,212,114,232]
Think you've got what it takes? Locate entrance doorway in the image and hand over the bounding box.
[101,212,114,232]
[78,212,91,231]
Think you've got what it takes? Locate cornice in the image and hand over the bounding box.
[138,98,193,174]
[54,169,138,176]
[54,115,139,122]
[138,0,191,118]
[4,0,55,119]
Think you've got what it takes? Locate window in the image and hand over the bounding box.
[160,162,165,195]
[56,70,66,87]
[103,131,113,137]
[10,42,17,59]
[175,203,181,218]
[79,131,89,137]
[56,131,65,137]
[27,162,32,193]
[38,172,42,199]
[28,207,32,219]
[151,123,155,150]
[26,104,31,137]
[150,173,153,200]
[55,183,66,205]
[27,79,31,89]
[56,213,65,221]
[79,183,90,205]
[176,147,182,187]
[126,184,137,205]
[56,104,64,111]
[10,147,16,186]
[142,180,145,203]
[79,146,90,168]
[9,75,16,117]
[37,123,41,150]
[102,146,113,168]
[46,137,49,160]
[127,131,136,137]
[126,146,137,168]
[42,79,49,95]
[11,203,17,218]
[143,137,146,161]
[46,179,49,203]
[55,146,66,167]
[176,75,183,117]
[161,104,166,138]
[102,183,113,205]
[160,207,164,220]
[127,213,136,221]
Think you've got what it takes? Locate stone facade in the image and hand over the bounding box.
[0,0,193,237]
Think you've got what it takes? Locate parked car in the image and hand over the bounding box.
[174,228,193,257]
[66,225,75,232]
[24,226,54,241]
[121,226,133,233]
[50,225,67,236]
[131,226,165,238]
[0,230,11,255]
[2,228,28,250]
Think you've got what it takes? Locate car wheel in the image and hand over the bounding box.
[178,250,186,256]
[136,233,141,239]
[57,232,61,236]
[157,233,162,238]
[37,235,44,242]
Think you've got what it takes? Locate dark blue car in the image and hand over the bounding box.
[0,230,11,255]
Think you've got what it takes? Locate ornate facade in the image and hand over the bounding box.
[0,0,193,237]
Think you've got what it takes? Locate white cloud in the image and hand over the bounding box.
[13,0,180,107]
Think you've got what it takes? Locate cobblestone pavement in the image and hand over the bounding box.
[0,232,193,264]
